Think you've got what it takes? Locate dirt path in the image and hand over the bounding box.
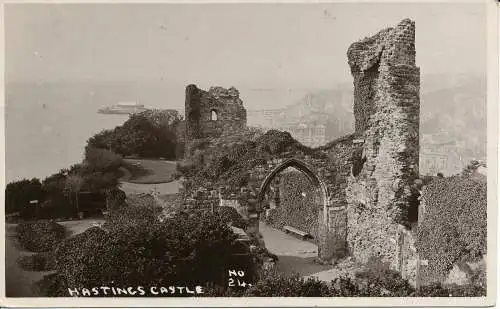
[120,180,181,196]
[259,222,332,276]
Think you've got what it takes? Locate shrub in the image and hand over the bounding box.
[224,170,249,187]
[37,194,74,220]
[329,275,363,296]
[55,211,256,291]
[5,178,43,215]
[32,273,68,297]
[104,194,163,231]
[353,256,415,297]
[87,112,181,160]
[416,283,486,297]
[17,252,55,271]
[255,130,300,155]
[16,221,66,252]
[104,188,127,213]
[216,206,248,229]
[416,175,486,282]
[244,271,330,297]
[84,147,123,173]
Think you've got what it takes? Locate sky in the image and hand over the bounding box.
[5,2,488,109]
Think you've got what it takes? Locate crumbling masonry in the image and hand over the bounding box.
[346,18,420,273]
[185,84,247,142]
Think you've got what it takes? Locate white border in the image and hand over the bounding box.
[0,0,498,307]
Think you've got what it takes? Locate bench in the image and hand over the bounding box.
[283,225,311,240]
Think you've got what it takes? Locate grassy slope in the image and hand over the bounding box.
[122,159,177,184]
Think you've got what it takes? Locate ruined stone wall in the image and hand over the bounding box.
[181,147,354,261]
[346,19,420,271]
[318,135,360,260]
[185,84,247,144]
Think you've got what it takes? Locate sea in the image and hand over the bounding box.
[5,87,131,184]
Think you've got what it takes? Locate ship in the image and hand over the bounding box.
[98,102,148,115]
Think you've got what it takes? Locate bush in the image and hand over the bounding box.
[353,256,415,297]
[55,211,256,291]
[105,188,127,213]
[244,271,330,297]
[84,147,123,173]
[416,175,486,282]
[17,252,55,271]
[255,130,301,155]
[32,273,68,297]
[5,178,43,215]
[416,283,486,297]
[216,206,248,230]
[37,194,74,220]
[16,221,66,252]
[104,194,163,231]
[87,111,181,160]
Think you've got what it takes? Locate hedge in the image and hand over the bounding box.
[104,194,163,231]
[244,271,331,297]
[32,273,68,297]
[416,283,486,297]
[15,221,66,252]
[416,175,486,283]
[54,212,257,291]
[216,206,248,230]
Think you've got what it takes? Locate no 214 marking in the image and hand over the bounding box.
[228,278,252,287]
[228,270,252,287]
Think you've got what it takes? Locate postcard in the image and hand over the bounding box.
[1,0,497,307]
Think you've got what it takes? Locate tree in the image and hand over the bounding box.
[5,178,43,215]
[86,111,182,160]
[65,174,85,216]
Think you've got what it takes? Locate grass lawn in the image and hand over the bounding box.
[122,159,177,184]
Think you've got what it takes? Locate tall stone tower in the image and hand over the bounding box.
[346,19,420,273]
[185,84,247,143]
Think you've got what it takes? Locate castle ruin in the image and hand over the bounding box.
[181,18,421,284]
[185,84,247,142]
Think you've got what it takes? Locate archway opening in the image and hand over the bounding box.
[257,159,328,244]
[211,109,218,121]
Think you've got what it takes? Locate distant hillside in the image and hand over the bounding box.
[419,74,486,159]
[247,84,355,141]
[247,73,487,173]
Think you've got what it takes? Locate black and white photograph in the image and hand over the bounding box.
[1,1,497,307]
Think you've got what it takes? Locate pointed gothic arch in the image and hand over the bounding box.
[257,158,328,208]
[256,158,330,259]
